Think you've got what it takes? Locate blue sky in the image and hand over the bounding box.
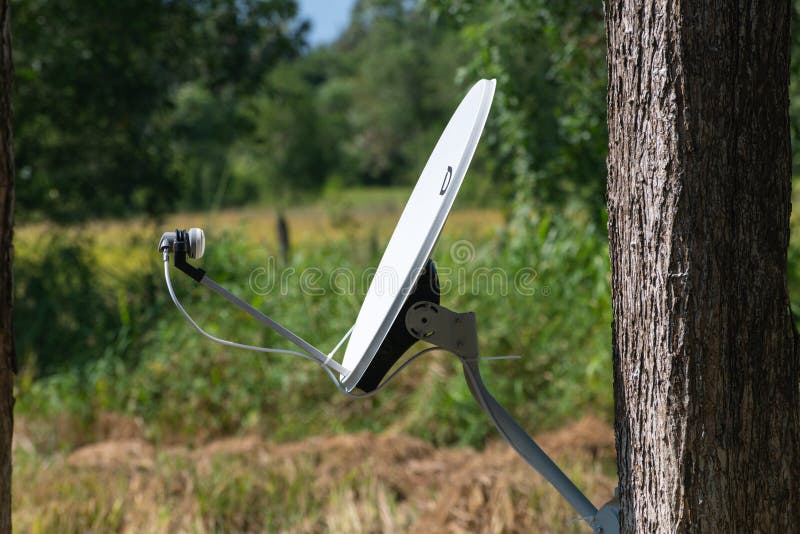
[297,0,358,46]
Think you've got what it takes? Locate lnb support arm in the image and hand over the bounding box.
[173,232,206,282]
[405,301,620,534]
[161,232,347,376]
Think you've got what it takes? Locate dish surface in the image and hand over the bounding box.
[340,79,496,391]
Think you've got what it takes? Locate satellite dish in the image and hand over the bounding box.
[341,79,496,392]
[158,79,620,533]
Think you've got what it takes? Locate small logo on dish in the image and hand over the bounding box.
[440,166,453,195]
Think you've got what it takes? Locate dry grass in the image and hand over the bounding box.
[13,416,615,533]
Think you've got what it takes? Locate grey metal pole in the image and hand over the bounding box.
[461,358,600,526]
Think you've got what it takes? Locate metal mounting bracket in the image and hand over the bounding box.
[405,301,479,360]
[404,300,620,534]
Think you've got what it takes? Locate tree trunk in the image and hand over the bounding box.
[605,1,800,532]
[0,0,13,531]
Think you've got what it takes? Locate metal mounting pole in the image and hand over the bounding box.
[405,301,620,533]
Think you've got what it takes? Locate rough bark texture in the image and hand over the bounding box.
[0,1,12,532]
[605,1,800,532]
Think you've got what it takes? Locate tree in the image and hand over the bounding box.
[12,0,305,221]
[790,3,800,176]
[0,0,13,530]
[606,1,800,531]
[337,0,467,187]
[423,0,608,209]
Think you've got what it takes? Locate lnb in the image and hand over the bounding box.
[158,228,205,259]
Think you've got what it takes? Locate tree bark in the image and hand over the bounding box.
[0,0,13,531]
[605,1,800,532]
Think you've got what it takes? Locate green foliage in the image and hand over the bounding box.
[231,61,337,201]
[332,0,469,186]
[15,232,161,376]
[22,173,800,451]
[15,0,800,222]
[424,0,608,209]
[408,206,613,444]
[791,2,800,174]
[12,0,800,470]
[15,201,614,451]
[13,0,304,222]
[167,84,244,208]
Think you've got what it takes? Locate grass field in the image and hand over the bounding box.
[19,182,800,531]
[12,188,619,531]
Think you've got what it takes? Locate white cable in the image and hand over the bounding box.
[164,254,406,398]
[163,253,518,399]
[326,326,353,367]
[164,255,325,364]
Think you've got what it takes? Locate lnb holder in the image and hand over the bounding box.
[173,230,206,282]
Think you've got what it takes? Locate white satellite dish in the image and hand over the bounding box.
[341,78,495,391]
[158,79,620,533]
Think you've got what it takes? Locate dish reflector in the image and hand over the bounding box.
[341,79,496,391]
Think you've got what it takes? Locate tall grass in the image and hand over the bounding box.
[14,201,617,452]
